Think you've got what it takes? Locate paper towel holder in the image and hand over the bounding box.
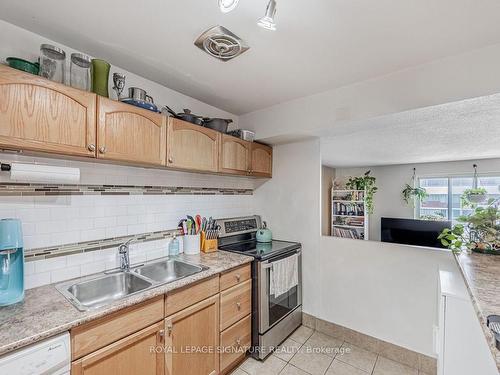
[0,163,12,172]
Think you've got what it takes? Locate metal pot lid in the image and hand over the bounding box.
[40,44,66,59]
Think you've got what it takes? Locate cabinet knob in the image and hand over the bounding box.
[236,302,241,310]
[235,337,241,346]
[235,274,241,282]
[99,146,106,154]
[87,144,96,152]
[168,157,173,163]
[167,323,173,336]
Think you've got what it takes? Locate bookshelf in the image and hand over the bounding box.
[331,189,369,240]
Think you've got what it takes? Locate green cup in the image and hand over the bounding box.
[91,59,110,97]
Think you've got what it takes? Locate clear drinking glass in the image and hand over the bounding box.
[39,44,66,83]
[70,53,92,91]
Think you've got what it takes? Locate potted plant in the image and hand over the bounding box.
[402,184,428,206]
[346,170,378,214]
[461,187,488,208]
[438,198,500,255]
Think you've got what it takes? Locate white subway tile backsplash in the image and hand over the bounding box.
[51,266,81,283]
[81,262,106,277]
[34,257,67,273]
[25,272,51,289]
[67,252,94,266]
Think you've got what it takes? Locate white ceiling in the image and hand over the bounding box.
[2,0,500,114]
[320,93,500,168]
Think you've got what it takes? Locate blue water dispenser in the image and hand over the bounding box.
[0,219,24,306]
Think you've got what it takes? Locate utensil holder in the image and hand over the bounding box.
[201,231,218,253]
[183,234,200,255]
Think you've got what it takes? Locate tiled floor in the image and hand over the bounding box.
[232,325,431,375]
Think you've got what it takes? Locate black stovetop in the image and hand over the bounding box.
[218,239,301,260]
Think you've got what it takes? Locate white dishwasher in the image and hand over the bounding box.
[0,332,70,375]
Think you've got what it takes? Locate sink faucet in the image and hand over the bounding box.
[118,238,134,271]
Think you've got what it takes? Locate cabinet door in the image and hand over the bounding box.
[0,65,96,157]
[165,294,219,375]
[97,97,167,166]
[250,143,272,177]
[219,134,251,175]
[167,118,219,172]
[71,321,165,375]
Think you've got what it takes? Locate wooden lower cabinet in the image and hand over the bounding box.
[71,321,164,375]
[165,294,220,375]
[220,315,251,373]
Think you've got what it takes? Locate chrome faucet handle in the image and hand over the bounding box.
[118,237,134,271]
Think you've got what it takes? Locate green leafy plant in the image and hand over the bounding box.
[438,198,500,255]
[402,184,428,206]
[346,170,378,214]
[461,187,487,208]
[420,212,446,221]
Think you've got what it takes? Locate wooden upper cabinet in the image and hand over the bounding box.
[0,65,96,157]
[97,97,167,166]
[165,295,219,375]
[219,134,251,175]
[167,118,219,172]
[250,142,273,177]
[71,321,165,375]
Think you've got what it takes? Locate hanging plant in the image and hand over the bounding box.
[461,164,488,208]
[461,187,488,208]
[438,198,500,255]
[346,170,378,214]
[401,168,428,207]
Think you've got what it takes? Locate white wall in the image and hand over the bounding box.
[253,140,322,315]
[334,158,500,240]
[319,236,455,356]
[239,42,500,142]
[0,20,238,126]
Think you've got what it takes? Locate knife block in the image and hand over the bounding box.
[201,231,218,253]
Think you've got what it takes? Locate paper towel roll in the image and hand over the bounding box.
[10,163,80,184]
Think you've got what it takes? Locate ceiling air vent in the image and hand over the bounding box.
[194,26,249,62]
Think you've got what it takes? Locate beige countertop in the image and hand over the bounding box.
[454,252,500,371]
[0,250,253,356]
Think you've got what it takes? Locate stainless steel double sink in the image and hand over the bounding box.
[56,258,208,311]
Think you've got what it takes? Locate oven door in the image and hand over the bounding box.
[258,249,302,334]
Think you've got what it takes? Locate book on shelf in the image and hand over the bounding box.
[332,227,364,240]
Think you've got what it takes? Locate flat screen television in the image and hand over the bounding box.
[381,217,452,248]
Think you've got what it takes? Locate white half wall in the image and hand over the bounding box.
[319,236,456,357]
[253,140,322,315]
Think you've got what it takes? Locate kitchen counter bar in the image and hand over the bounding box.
[454,253,500,371]
[0,251,252,356]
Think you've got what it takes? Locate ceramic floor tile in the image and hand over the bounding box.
[335,343,377,373]
[240,355,287,375]
[274,337,303,362]
[373,356,418,375]
[290,325,314,344]
[230,369,249,375]
[279,364,311,375]
[326,359,369,375]
[303,331,344,357]
[289,346,334,375]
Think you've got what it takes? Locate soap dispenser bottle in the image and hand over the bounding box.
[168,234,180,256]
[0,219,24,306]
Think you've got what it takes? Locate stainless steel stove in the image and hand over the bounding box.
[216,215,302,360]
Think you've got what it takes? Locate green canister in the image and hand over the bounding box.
[91,59,110,97]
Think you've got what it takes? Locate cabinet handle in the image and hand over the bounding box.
[167,323,173,336]
[99,146,106,154]
[236,302,241,310]
[158,329,165,342]
[235,337,241,346]
[87,144,96,152]
[235,274,241,282]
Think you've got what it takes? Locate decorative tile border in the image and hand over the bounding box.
[24,229,181,262]
[303,312,438,375]
[0,182,253,197]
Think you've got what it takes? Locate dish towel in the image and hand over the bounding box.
[270,254,298,298]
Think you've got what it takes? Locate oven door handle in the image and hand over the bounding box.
[262,263,273,269]
[261,249,301,269]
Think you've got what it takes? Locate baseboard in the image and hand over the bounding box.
[302,312,437,375]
